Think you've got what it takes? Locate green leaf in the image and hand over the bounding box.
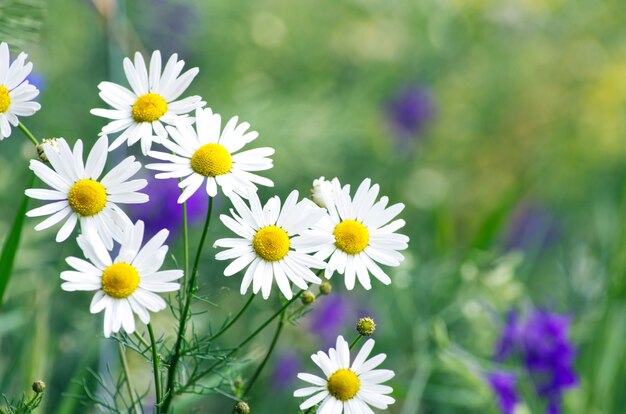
[0,175,35,309]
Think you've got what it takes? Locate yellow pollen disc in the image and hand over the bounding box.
[327,369,360,401]
[333,220,369,255]
[67,179,107,217]
[190,143,233,177]
[252,225,290,262]
[101,263,140,299]
[0,86,11,113]
[132,93,168,122]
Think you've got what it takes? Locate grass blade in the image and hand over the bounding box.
[0,175,35,309]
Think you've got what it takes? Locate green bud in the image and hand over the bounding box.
[356,317,376,336]
[319,281,332,295]
[234,401,250,414]
[301,290,316,305]
[32,380,45,393]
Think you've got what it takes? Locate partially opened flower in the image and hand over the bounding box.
[25,136,148,248]
[304,177,409,290]
[61,220,183,337]
[146,107,274,203]
[214,191,330,299]
[91,50,205,154]
[0,42,41,140]
[294,335,395,413]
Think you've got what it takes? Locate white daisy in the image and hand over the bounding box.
[213,190,330,299]
[25,136,149,249]
[90,50,205,154]
[61,220,183,337]
[294,335,395,413]
[146,107,274,203]
[0,42,41,140]
[303,177,409,290]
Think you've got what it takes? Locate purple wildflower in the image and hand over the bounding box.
[386,84,435,148]
[488,371,518,414]
[128,176,208,239]
[504,203,561,252]
[271,351,301,391]
[306,294,372,348]
[494,309,577,414]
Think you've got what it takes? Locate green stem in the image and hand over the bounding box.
[180,199,189,301]
[162,197,213,414]
[133,331,150,349]
[118,342,140,414]
[208,294,256,342]
[18,122,38,146]
[243,307,286,397]
[349,334,363,350]
[147,323,162,414]
[187,291,304,387]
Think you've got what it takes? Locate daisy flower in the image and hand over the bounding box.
[146,107,274,203]
[25,136,148,248]
[304,177,409,290]
[0,42,41,140]
[213,191,330,299]
[294,335,395,413]
[90,50,205,154]
[61,220,183,337]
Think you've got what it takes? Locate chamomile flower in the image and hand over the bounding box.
[91,50,205,154]
[25,136,148,249]
[294,335,395,413]
[0,42,41,140]
[146,107,274,203]
[213,191,330,299]
[61,220,183,337]
[304,178,409,290]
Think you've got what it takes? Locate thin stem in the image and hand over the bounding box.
[349,334,363,350]
[208,294,256,342]
[134,331,150,349]
[187,291,304,386]
[18,122,39,146]
[162,197,213,413]
[147,323,162,414]
[180,199,189,300]
[243,307,286,396]
[118,342,141,414]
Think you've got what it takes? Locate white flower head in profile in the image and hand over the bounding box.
[25,136,148,249]
[91,50,205,154]
[303,177,409,291]
[61,221,183,337]
[213,190,330,299]
[294,335,395,413]
[147,107,274,204]
[0,42,41,140]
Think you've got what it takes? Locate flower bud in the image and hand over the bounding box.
[301,290,316,305]
[356,317,376,336]
[234,401,250,414]
[32,380,45,393]
[319,281,332,295]
[310,176,333,208]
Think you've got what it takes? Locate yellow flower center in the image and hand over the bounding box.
[252,225,290,262]
[67,179,107,217]
[0,86,11,113]
[327,369,360,401]
[131,93,168,123]
[190,143,233,177]
[333,220,369,255]
[101,263,140,299]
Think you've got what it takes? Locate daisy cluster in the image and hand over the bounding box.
[3,42,409,413]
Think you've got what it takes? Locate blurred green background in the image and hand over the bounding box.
[1,0,626,412]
